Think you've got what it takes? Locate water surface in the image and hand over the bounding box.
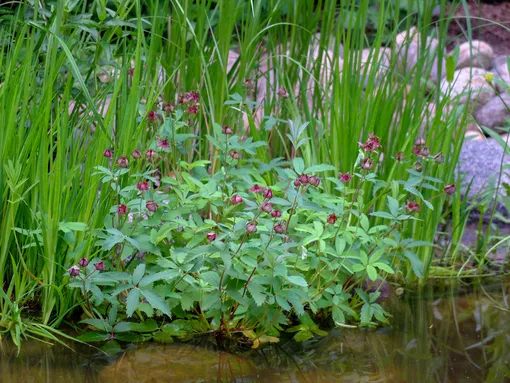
[1,280,508,382]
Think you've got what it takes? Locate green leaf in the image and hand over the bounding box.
[153,331,174,344]
[292,157,305,174]
[77,331,109,342]
[366,265,378,281]
[446,55,455,83]
[304,164,336,173]
[126,288,140,317]
[129,319,159,333]
[80,318,112,332]
[247,283,266,306]
[201,271,220,287]
[404,250,424,277]
[139,270,180,287]
[332,306,345,324]
[276,295,291,311]
[140,289,171,317]
[370,211,395,220]
[294,330,314,342]
[387,196,399,217]
[373,262,394,274]
[287,275,308,287]
[132,264,146,286]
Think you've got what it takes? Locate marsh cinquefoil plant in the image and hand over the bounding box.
[67,101,453,345]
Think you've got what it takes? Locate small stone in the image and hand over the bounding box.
[440,67,495,110]
[473,93,510,133]
[455,41,494,70]
[492,55,510,92]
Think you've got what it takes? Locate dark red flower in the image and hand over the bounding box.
[147,110,157,123]
[396,152,405,162]
[146,200,158,212]
[184,91,200,103]
[339,172,352,183]
[294,179,302,187]
[231,195,243,205]
[117,204,128,215]
[158,139,170,150]
[405,201,420,213]
[128,68,135,77]
[94,262,105,272]
[327,214,338,224]
[206,232,217,242]
[249,184,264,193]
[444,184,456,195]
[186,104,199,114]
[137,181,149,191]
[103,149,113,158]
[271,210,282,218]
[131,150,142,159]
[78,257,89,267]
[68,266,80,277]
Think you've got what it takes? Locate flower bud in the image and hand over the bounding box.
[433,152,444,164]
[103,149,113,158]
[146,200,158,212]
[277,87,288,98]
[94,262,105,272]
[327,213,338,224]
[415,137,426,146]
[117,156,129,168]
[248,184,264,193]
[230,150,240,160]
[163,103,174,115]
[299,174,309,184]
[206,232,217,242]
[396,152,405,162]
[147,110,157,123]
[444,184,456,195]
[246,222,257,233]
[68,266,80,277]
[273,223,285,234]
[308,176,320,187]
[117,204,128,215]
[360,158,373,170]
[271,210,282,218]
[483,72,494,83]
[261,201,273,213]
[222,125,234,135]
[231,195,243,205]
[131,150,142,159]
[78,257,89,267]
[294,179,302,187]
[145,149,155,160]
[413,161,423,172]
[420,146,431,157]
[263,188,273,199]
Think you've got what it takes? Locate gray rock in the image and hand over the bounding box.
[473,93,510,132]
[456,40,494,70]
[493,55,510,93]
[440,67,494,110]
[458,137,509,220]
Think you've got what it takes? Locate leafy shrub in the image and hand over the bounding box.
[67,94,453,346]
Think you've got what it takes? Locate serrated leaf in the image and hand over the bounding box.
[126,288,140,317]
[387,196,399,217]
[140,289,171,317]
[132,264,146,286]
[292,157,305,174]
[373,262,395,274]
[248,283,266,306]
[139,270,180,287]
[287,275,308,287]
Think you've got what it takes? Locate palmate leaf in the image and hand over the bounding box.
[140,288,171,317]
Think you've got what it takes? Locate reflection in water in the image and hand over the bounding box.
[1,280,508,382]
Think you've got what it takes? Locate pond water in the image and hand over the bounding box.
[1,279,509,382]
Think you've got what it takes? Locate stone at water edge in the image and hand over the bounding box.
[440,67,495,111]
[473,93,510,133]
[455,40,494,70]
